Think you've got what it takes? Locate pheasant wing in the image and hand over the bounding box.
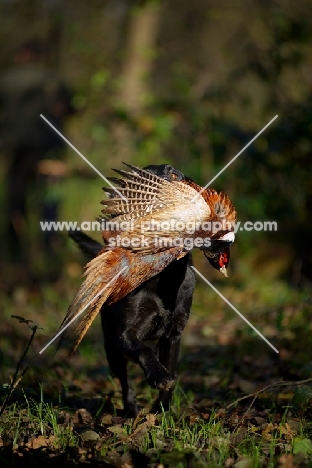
[59,245,186,356]
[101,163,211,249]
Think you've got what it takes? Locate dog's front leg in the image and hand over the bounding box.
[118,330,175,391]
[101,309,138,417]
[151,335,181,412]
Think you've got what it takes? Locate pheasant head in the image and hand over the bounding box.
[180,181,236,276]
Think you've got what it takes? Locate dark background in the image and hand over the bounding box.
[0,0,311,394]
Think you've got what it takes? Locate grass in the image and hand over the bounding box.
[0,340,312,468]
[0,255,312,466]
[1,380,312,467]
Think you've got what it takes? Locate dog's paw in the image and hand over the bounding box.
[124,402,138,418]
[156,376,175,391]
[146,368,175,390]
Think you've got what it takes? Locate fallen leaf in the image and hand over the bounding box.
[100,413,113,425]
[278,453,295,468]
[293,437,312,455]
[79,429,100,449]
[225,458,235,467]
[234,456,252,468]
[107,425,124,435]
[30,435,48,450]
[146,413,156,427]
[76,408,93,425]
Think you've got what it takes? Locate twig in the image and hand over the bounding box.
[106,413,157,449]
[225,377,312,410]
[225,377,312,431]
[0,322,38,417]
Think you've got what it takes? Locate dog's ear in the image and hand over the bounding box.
[68,230,102,259]
[143,164,187,181]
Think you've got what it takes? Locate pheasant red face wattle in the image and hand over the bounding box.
[219,252,230,277]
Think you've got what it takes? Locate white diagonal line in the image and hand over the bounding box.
[191,266,279,354]
[39,265,128,355]
[192,115,278,201]
[40,114,127,201]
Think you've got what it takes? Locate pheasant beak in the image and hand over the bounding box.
[220,265,228,277]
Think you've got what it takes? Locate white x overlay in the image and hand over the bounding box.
[40,114,127,201]
[192,266,279,353]
[39,113,279,354]
[191,115,278,202]
[39,266,128,354]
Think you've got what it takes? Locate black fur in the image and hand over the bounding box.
[69,164,195,416]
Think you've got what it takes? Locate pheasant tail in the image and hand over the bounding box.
[60,245,185,357]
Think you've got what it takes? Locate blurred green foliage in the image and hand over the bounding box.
[0,0,311,285]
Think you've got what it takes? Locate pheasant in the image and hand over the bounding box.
[61,163,237,358]
[63,163,236,415]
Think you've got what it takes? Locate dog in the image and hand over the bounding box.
[69,164,236,417]
[69,164,195,416]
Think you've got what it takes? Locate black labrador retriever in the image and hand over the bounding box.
[69,164,195,416]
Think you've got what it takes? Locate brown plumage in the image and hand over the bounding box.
[60,163,237,356]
